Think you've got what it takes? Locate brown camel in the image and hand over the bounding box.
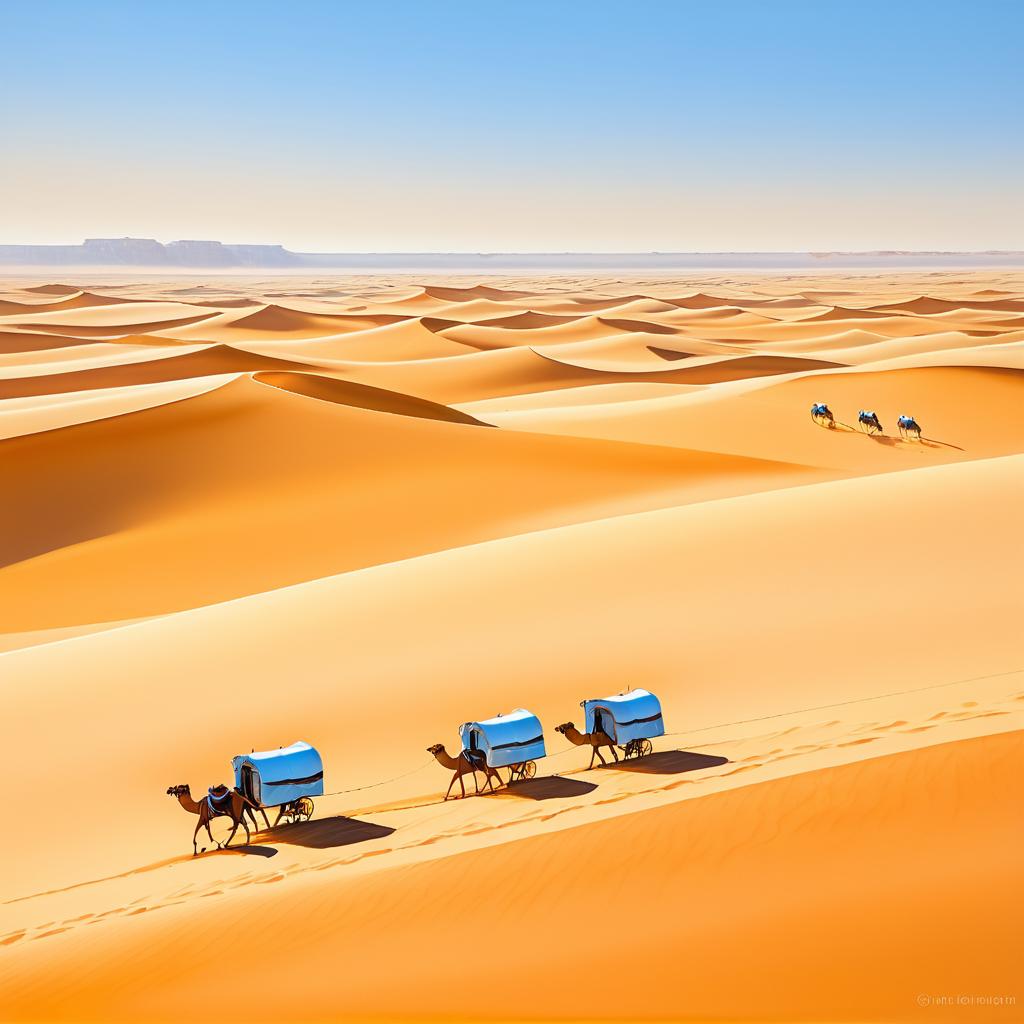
[555,722,619,769]
[427,744,503,799]
[166,784,259,855]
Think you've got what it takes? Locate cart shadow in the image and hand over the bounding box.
[602,750,729,775]
[257,816,395,850]
[499,776,598,801]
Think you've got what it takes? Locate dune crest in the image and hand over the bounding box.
[0,269,1021,1024]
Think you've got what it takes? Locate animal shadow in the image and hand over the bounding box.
[500,776,598,801]
[604,750,729,775]
[921,436,965,451]
[211,844,278,859]
[262,815,395,850]
[865,433,900,447]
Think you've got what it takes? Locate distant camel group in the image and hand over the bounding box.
[811,403,922,439]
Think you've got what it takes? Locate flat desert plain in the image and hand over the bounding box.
[0,271,1022,1023]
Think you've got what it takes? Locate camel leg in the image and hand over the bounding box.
[444,773,457,800]
[204,816,218,849]
[595,746,608,766]
[459,772,467,799]
[273,806,285,827]
[610,744,619,762]
[589,747,597,770]
[223,817,240,849]
[192,819,203,856]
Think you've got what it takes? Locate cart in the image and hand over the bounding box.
[459,709,547,786]
[232,741,324,827]
[581,689,665,760]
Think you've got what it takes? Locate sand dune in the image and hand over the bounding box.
[0,271,1021,1024]
[0,369,820,633]
[230,317,475,362]
[0,290,137,316]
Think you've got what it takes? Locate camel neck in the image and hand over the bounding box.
[434,748,460,770]
[177,791,202,815]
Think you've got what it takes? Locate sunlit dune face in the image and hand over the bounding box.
[1,269,1021,1024]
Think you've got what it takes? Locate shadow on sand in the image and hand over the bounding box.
[209,844,279,858]
[921,436,965,451]
[500,776,598,801]
[865,432,901,448]
[257,816,395,850]
[602,750,729,775]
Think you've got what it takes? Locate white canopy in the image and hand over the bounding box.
[459,709,546,769]
[232,741,324,808]
[582,689,665,744]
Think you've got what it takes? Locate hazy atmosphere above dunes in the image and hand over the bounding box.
[3,0,1022,251]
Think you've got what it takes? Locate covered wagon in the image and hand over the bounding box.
[232,741,324,825]
[460,708,546,783]
[582,688,665,759]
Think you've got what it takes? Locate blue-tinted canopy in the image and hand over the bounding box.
[582,689,665,744]
[232,741,324,808]
[459,709,546,769]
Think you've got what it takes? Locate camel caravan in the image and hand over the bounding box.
[427,688,665,797]
[811,402,922,439]
[169,690,665,854]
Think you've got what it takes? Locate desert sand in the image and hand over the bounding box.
[0,270,1021,1023]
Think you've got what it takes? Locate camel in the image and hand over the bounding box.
[555,722,619,769]
[810,402,835,428]
[858,409,883,434]
[897,414,922,440]
[166,784,259,855]
[427,744,504,799]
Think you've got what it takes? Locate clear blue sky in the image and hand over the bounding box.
[2,0,1021,250]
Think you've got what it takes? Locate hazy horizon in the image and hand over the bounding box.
[4,0,1022,252]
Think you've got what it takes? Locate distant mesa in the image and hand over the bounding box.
[0,238,302,269]
[0,240,1022,270]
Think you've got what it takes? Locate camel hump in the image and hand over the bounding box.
[207,784,233,808]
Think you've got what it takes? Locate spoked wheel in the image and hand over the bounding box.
[296,796,314,822]
[508,761,536,784]
[622,738,653,759]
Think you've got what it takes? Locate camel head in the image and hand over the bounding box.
[554,722,574,735]
[426,743,444,756]
[166,784,191,797]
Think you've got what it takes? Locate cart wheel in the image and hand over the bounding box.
[524,761,536,779]
[639,738,653,758]
[298,797,314,821]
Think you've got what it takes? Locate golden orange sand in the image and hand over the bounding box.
[0,271,1022,1023]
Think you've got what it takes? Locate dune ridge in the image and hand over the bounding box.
[0,270,1021,1024]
